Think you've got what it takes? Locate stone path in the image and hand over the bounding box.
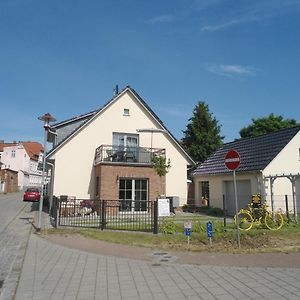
[15,233,300,300]
[0,203,33,300]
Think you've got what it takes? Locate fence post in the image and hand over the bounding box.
[52,196,58,228]
[285,195,290,223]
[101,200,106,230]
[153,201,158,234]
[223,194,227,227]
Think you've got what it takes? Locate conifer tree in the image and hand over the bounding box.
[182,101,224,164]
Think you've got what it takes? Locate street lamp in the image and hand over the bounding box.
[37,113,56,232]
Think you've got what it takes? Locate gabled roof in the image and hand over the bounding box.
[22,142,43,161]
[193,126,300,176]
[51,109,98,129]
[0,142,43,161]
[47,86,195,165]
[0,142,17,152]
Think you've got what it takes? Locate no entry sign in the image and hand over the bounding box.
[225,150,240,170]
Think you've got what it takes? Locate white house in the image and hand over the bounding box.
[0,141,44,190]
[46,86,195,208]
[192,126,300,216]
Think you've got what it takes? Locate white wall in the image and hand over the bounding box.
[263,132,300,176]
[263,132,300,211]
[1,144,29,189]
[50,90,190,204]
[193,172,262,210]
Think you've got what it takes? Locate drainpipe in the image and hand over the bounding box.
[46,161,55,209]
[270,177,276,212]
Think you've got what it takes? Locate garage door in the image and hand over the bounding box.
[224,180,251,216]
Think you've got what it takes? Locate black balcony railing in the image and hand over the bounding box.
[94,145,165,165]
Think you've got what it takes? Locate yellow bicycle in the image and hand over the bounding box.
[234,203,284,231]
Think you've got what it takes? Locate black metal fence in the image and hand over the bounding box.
[51,198,158,233]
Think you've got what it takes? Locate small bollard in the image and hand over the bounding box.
[207,221,213,246]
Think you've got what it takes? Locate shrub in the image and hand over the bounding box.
[192,220,206,233]
[159,217,177,234]
[198,206,224,217]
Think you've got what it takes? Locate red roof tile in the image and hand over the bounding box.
[22,142,43,161]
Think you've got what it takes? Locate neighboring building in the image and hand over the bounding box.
[0,141,44,190]
[47,86,195,207]
[192,126,300,215]
[0,162,18,193]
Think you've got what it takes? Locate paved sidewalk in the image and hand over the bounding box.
[15,232,300,300]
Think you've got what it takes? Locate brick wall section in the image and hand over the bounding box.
[95,164,164,201]
[0,169,18,193]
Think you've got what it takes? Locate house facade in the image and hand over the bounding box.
[192,127,300,216]
[0,141,43,190]
[47,87,194,208]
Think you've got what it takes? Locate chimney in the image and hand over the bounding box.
[113,84,119,96]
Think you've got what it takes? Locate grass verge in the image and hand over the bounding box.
[45,220,300,254]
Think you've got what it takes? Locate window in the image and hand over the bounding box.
[119,179,148,212]
[11,150,16,158]
[113,133,138,149]
[112,132,139,162]
[299,148,300,161]
[200,181,210,206]
[123,108,130,116]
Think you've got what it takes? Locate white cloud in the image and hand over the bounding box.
[201,16,259,32]
[200,1,300,33]
[146,14,174,25]
[207,64,256,77]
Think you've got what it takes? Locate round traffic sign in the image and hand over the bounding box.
[225,150,240,170]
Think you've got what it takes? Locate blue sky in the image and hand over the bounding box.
[1,0,300,144]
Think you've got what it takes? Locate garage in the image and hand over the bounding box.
[224,180,252,216]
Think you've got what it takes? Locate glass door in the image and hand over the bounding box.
[119,179,148,212]
[113,133,138,162]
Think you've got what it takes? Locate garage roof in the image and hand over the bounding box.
[192,126,300,176]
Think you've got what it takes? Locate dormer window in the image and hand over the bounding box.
[123,108,130,116]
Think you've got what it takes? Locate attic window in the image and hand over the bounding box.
[123,108,130,116]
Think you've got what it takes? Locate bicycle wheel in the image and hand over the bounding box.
[234,210,253,231]
[264,212,284,230]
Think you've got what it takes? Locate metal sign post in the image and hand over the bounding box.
[207,221,213,246]
[233,170,240,248]
[225,150,241,248]
[184,221,192,245]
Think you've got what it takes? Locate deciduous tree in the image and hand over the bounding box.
[239,114,298,138]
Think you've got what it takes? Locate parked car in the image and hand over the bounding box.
[23,188,41,202]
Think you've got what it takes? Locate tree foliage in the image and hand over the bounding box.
[152,155,171,196]
[182,101,224,164]
[152,156,171,177]
[239,114,298,138]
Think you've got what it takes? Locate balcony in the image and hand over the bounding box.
[94,145,165,166]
